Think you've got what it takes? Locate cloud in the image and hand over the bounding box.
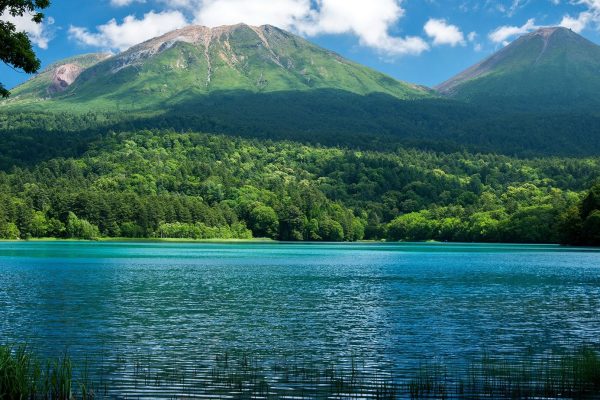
[0,12,54,49]
[499,0,529,17]
[560,11,593,32]
[72,0,429,56]
[158,0,195,8]
[194,0,429,56]
[110,0,146,6]
[559,0,600,32]
[488,18,537,43]
[194,0,310,30]
[305,0,429,55]
[423,18,465,46]
[69,10,188,51]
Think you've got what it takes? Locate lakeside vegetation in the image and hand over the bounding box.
[2,344,600,399]
[0,129,598,244]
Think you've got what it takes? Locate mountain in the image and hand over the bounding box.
[436,27,600,110]
[3,24,430,111]
[4,25,600,157]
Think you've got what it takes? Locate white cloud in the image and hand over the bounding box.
[506,0,527,17]
[72,0,429,57]
[560,11,593,32]
[194,0,310,30]
[423,18,465,46]
[194,0,429,56]
[158,0,195,8]
[110,0,146,6]
[78,0,600,58]
[488,18,537,43]
[0,12,54,49]
[305,0,428,55]
[577,0,600,9]
[558,0,600,32]
[69,10,188,51]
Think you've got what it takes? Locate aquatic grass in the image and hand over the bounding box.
[0,345,74,400]
[409,347,600,399]
[2,345,600,398]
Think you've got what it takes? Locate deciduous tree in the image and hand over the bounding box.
[0,0,50,97]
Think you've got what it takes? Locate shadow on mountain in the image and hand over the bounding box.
[2,88,600,169]
[133,89,600,156]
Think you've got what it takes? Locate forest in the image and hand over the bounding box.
[0,127,598,244]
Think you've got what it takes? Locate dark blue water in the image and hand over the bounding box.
[1,241,599,397]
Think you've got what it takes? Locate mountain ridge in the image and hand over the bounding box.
[436,26,600,110]
[3,25,600,157]
[4,23,431,110]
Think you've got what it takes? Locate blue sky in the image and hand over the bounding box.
[3,0,600,89]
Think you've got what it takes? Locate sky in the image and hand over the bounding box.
[3,0,600,90]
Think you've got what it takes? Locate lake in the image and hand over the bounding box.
[1,241,600,397]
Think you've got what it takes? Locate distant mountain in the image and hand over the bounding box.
[3,24,430,111]
[437,27,600,110]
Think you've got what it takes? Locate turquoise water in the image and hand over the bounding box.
[1,241,600,396]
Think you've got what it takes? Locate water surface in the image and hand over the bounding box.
[1,241,599,396]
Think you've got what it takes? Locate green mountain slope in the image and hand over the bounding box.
[436,27,600,110]
[5,53,111,104]
[3,24,430,111]
[4,25,600,157]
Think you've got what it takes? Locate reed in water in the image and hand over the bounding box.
[2,345,600,399]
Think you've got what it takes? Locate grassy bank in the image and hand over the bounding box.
[2,345,600,399]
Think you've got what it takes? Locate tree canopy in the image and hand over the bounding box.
[0,0,50,97]
[0,128,595,242]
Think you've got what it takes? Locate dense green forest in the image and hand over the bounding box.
[0,128,597,243]
[4,98,600,160]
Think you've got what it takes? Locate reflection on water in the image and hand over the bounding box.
[1,242,600,397]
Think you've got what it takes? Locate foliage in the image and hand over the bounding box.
[562,183,600,245]
[157,222,252,240]
[0,345,73,399]
[65,212,99,240]
[0,0,50,97]
[0,129,594,242]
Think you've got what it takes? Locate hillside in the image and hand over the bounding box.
[3,24,430,111]
[437,27,600,110]
[6,53,112,102]
[3,25,600,157]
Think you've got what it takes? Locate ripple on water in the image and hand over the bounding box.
[1,242,600,397]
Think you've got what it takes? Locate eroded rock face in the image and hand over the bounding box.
[109,24,290,74]
[49,64,83,94]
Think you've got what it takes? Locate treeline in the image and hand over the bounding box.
[0,129,597,242]
[561,184,600,246]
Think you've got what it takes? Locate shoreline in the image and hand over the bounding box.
[0,238,591,248]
